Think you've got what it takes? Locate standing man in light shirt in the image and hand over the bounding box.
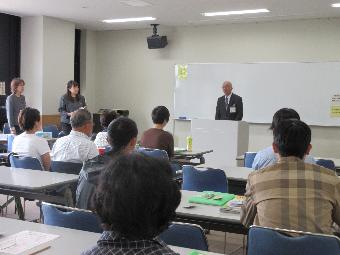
[215,81,243,121]
[52,109,98,163]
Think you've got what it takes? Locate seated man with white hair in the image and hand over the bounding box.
[52,109,98,163]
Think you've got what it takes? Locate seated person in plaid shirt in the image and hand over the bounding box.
[241,119,340,235]
[82,153,181,255]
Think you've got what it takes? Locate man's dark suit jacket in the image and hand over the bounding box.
[215,93,243,120]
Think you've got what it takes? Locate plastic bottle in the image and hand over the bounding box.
[186,136,192,152]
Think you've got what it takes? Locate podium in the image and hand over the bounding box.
[191,119,249,166]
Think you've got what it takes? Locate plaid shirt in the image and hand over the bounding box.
[241,156,340,234]
[82,231,178,255]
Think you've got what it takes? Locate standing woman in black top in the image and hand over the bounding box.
[58,80,86,135]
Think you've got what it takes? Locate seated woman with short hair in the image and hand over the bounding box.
[94,110,117,147]
[140,106,174,158]
[82,153,181,255]
[12,107,51,170]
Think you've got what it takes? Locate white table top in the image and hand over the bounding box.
[0,166,78,190]
[176,190,241,224]
[197,165,253,182]
[0,217,221,255]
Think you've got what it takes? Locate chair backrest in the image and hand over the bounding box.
[244,152,257,168]
[247,225,340,255]
[3,123,10,134]
[159,222,208,251]
[316,159,336,171]
[137,147,169,160]
[43,125,59,138]
[41,202,102,233]
[9,153,43,170]
[7,134,15,152]
[51,161,83,175]
[182,165,228,192]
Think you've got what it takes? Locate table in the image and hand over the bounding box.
[0,166,78,219]
[176,190,247,234]
[0,217,222,255]
[173,149,213,165]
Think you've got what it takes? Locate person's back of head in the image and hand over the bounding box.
[273,119,312,159]
[70,108,93,136]
[270,108,300,130]
[152,106,170,125]
[94,153,181,240]
[18,107,40,131]
[107,117,138,154]
[100,110,117,129]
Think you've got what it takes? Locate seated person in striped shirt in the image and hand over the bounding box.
[52,109,98,163]
[82,153,181,255]
[252,108,315,170]
[241,119,340,235]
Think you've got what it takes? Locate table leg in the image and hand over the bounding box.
[14,196,25,220]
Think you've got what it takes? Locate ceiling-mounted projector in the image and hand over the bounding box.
[147,24,168,49]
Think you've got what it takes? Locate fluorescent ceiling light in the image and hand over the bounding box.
[103,17,156,23]
[332,3,340,7]
[203,9,270,17]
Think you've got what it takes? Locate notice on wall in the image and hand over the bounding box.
[331,94,340,117]
[176,64,188,80]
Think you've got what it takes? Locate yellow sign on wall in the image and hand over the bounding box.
[177,65,188,80]
[330,94,340,118]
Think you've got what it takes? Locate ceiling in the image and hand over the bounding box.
[1,0,340,31]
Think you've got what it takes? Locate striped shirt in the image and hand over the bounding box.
[82,231,178,255]
[51,130,98,163]
[241,156,340,234]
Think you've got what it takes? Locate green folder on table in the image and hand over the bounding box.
[188,191,235,206]
[187,251,206,255]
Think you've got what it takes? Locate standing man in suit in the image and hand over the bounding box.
[215,81,243,120]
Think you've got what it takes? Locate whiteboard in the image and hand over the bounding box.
[174,62,340,126]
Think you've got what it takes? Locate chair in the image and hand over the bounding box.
[247,225,340,255]
[51,161,83,175]
[43,125,59,138]
[244,152,257,168]
[9,153,43,170]
[137,147,169,160]
[7,134,15,153]
[159,222,208,251]
[182,165,228,192]
[3,123,10,134]
[41,202,102,233]
[316,159,336,171]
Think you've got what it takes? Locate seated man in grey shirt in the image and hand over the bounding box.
[252,108,315,170]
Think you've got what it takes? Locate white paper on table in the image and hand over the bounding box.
[0,230,59,255]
